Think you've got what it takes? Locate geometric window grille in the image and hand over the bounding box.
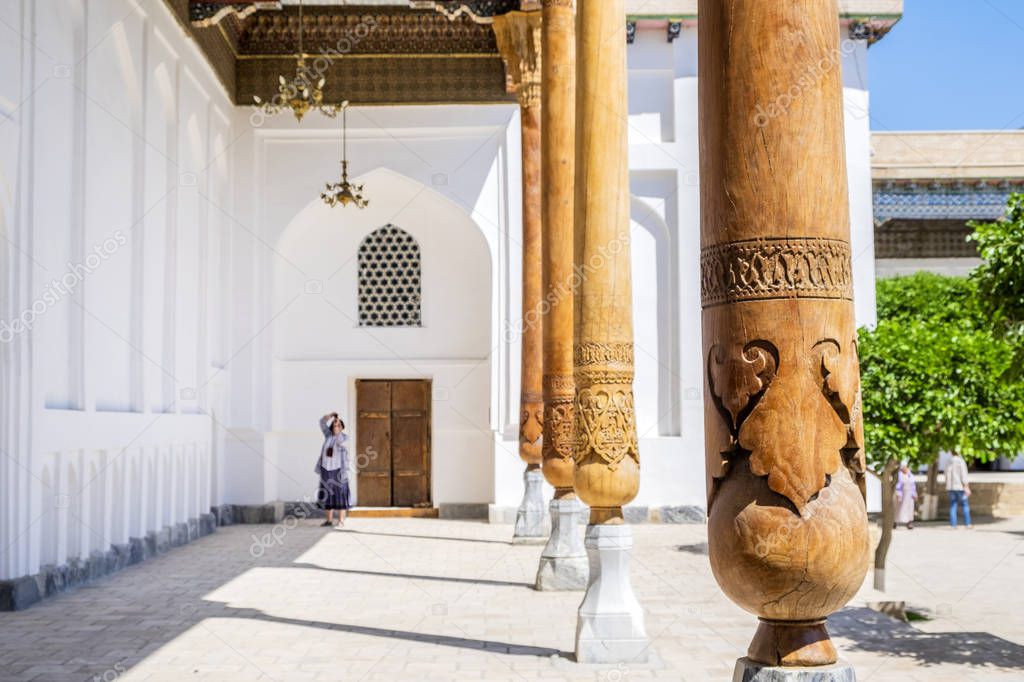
[358,224,422,327]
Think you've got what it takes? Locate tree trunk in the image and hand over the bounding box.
[920,457,940,520]
[926,460,938,495]
[873,457,898,591]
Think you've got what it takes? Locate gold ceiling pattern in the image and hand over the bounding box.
[168,1,516,106]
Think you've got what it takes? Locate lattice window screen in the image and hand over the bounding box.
[358,225,422,327]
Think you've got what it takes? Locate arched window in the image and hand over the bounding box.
[358,225,422,327]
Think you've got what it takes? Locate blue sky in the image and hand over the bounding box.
[868,0,1024,131]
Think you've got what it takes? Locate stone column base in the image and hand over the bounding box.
[575,524,648,663]
[513,466,548,543]
[536,497,588,590]
[733,658,856,682]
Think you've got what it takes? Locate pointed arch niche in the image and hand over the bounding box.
[269,168,494,506]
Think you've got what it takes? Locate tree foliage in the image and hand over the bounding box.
[970,192,1024,369]
[859,272,1024,474]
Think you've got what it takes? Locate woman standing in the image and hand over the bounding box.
[895,462,918,530]
[316,412,353,527]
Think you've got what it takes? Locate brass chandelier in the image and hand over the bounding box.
[253,0,339,122]
[321,102,368,209]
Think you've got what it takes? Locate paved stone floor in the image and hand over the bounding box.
[1,517,1023,681]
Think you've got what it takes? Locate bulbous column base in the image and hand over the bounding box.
[748,619,838,668]
[574,524,648,663]
[535,497,588,591]
[733,656,856,682]
[513,466,548,543]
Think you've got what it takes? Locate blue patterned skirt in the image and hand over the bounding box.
[318,468,352,510]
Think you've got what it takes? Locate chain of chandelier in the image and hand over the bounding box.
[254,0,368,209]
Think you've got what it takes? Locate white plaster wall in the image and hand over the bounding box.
[876,258,983,279]
[230,106,520,507]
[266,169,493,506]
[0,0,232,580]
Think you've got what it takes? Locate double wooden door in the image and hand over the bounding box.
[356,379,432,507]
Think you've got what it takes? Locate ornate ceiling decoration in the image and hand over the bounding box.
[173,1,515,105]
[847,19,896,46]
[236,7,500,55]
[409,1,526,24]
[190,1,282,27]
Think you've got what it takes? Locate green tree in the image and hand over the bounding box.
[970,192,1024,370]
[859,272,1024,590]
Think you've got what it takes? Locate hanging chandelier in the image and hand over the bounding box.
[253,0,339,122]
[321,102,368,209]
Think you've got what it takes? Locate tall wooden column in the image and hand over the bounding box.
[494,11,547,541]
[572,0,646,662]
[698,0,870,674]
[534,0,587,592]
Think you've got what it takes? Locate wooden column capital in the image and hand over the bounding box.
[493,11,543,110]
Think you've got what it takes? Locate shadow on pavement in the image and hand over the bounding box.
[833,607,1024,669]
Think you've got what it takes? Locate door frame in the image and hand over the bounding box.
[354,378,433,508]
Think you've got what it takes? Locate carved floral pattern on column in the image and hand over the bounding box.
[520,391,544,452]
[700,238,853,306]
[703,239,864,513]
[817,337,868,495]
[543,375,576,464]
[574,343,639,472]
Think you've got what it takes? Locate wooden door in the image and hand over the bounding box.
[355,379,431,507]
[355,381,392,507]
[390,380,431,507]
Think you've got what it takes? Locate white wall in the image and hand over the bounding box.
[0,0,233,581]
[876,257,983,279]
[228,104,521,507]
[267,169,493,506]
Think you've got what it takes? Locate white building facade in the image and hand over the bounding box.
[0,0,895,601]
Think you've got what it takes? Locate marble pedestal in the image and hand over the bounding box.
[575,524,648,663]
[733,658,856,682]
[535,497,588,590]
[513,466,548,544]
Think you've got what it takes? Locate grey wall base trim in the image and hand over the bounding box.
[0,512,217,612]
[213,502,286,526]
[489,504,705,525]
[439,503,489,520]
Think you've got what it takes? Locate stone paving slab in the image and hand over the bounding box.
[0,517,1022,681]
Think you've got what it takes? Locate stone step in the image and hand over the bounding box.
[349,507,439,518]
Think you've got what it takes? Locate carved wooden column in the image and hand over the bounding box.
[494,10,547,542]
[534,0,587,592]
[698,0,870,677]
[572,0,646,663]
